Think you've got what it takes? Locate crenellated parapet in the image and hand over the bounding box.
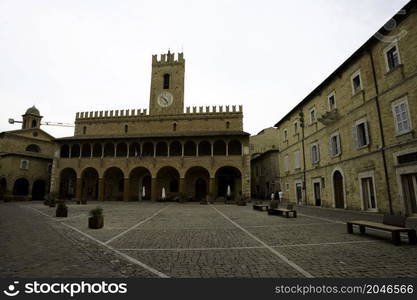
[152,51,185,66]
[76,108,148,120]
[184,105,243,114]
[76,105,243,120]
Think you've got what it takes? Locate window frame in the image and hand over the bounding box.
[311,143,320,164]
[294,150,301,170]
[20,159,29,170]
[328,91,336,110]
[283,129,288,142]
[384,42,402,72]
[350,70,363,95]
[391,96,412,136]
[283,154,289,172]
[353,118,370,149]
[309,107,316,124]
[329,132,341,157]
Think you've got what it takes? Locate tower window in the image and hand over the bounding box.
[124,124,129,133]
[31,120,37,128]
[163,74,170,89]
[83,126,87,135]
[173,123,177,131]
[226,121,230,129]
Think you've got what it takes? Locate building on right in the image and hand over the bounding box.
[274,0,417,215]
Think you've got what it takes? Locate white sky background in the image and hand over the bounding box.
[0,0,410,137]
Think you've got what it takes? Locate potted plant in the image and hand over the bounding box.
[56,202,68,217]
[89,207,104,229]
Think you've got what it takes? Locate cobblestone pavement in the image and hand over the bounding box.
[1,201,416,278]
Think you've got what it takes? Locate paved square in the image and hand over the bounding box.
[1,201,416,278]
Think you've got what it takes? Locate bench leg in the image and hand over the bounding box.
[347,223,353,234]
[285,212,289,218]
[408,231,417,245]
[293,211,297,218]
[392,231,401,246]
[359,225,366,234]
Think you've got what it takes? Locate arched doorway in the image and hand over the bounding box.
[13,178,29,196]
[333,170,345,208]
[81,168,99,201]
[32,180,46,200]
[185,166,210,201]
[156,166,180,200]
[104,167,124,201]
[0,178,7,200]
[195,178,207,201]
[59,168,77,200]
[215,166,242,200]
[129,167,152,201]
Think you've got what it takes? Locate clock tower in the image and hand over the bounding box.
[149,51,185,115]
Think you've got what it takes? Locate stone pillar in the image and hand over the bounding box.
[209,177,216,199]
[75,177,82,202]
[151,178,158,201]
[123,178,130,201]
[179,178,185,195]
[98,178,105,201]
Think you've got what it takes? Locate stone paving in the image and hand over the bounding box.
[0,201,416,278]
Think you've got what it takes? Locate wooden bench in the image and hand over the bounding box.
[268,204,297,218]
[347,215,417,246]
[253,204,269,211]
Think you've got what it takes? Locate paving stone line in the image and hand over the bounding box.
[104,204,172,245]
[26,205,169,278]
[210,205,314,278]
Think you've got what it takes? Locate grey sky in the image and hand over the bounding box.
[0,0,410,137]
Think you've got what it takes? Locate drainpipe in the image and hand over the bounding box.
[368,49,393,214]
[299,111,308,206]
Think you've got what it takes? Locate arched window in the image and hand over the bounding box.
[104,143,115,157]
[70,144,80,158]
[142,142,154,157]
[26,144,40,153]
[60,145,70,158]
[156,142,168,156]
[31,120,37,128]
[81,144,91,157]
[116,143,128,157]
[124,124,128,133]
[170,141,182,156]
[213,140,226,156]
[228,140,242,155]
[173,123,177,131]
[184,141,196,156]
[198,141,211,156]
[92,143,102,157]
[163,74,170,89]
[226,121,230,129]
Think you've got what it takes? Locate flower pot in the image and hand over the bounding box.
[56,206,68,218]
[89,216,104,229]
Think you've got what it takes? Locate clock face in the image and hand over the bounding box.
[157,91,174,107]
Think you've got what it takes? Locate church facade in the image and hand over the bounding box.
[50,52,250,202]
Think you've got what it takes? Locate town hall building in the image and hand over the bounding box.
[50,52,251,202]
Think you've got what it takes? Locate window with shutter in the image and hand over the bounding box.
[294,151,301,169]
[392,98,411,135]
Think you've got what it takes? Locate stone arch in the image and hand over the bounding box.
[184,166,210,201]
[213,140,226,156]
[215,166,242,200]
[13,178,29,196]
[81,167,99,201]
[129,167,152,201]
[129,143,141,157]
[32,179,46,200]
[116,143,128,157]
[170,141,182,156]
[156,166,180,200]
[70,144,80,158]
[198,141,211,156]
[184,141,196,156]
[92,143,102,157]
[103,167,124,201]
[26,144,40,153]
[0,177,6,200]
[228,140,242,155]
[104,143,115,157]
[332,168,346,209]
[142,142,154,157]
[156,142,168,157]
[60,144,70,158]
[81,144,91,158]
[59,168,77,200]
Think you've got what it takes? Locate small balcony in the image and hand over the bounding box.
[318,109,340,126]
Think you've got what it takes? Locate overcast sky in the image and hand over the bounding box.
[0,0,410,137]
